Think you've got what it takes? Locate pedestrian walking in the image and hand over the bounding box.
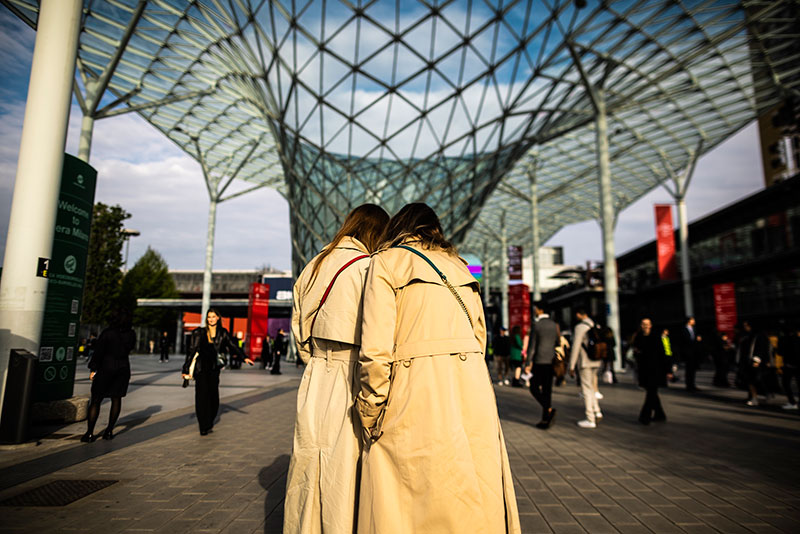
[509,325,524,387]
[284,203,389,534]
[159,331,170,362]
[526,302,560,429]
[272,328,287,375]
[779,325,800,410]
[494,327,511,385]
[712,331,735,387]
[260,334,273,370]
[357,203,521,534]
[679,316,702,391]
[569,309,602,428]
[632,318,670,425]
[737,320,772,406]
[182,308,253,435]
[82,308,136,442]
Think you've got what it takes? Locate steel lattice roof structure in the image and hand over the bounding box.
[5,0,800,274]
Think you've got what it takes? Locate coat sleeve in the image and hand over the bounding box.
[182,329,199,374]
[291,279,311,364]
[88,330,107,372]
[357,254,396,440]
[569,325,584,371]
[525,323,537,366]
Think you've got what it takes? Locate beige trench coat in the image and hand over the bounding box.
[356,241,521,534]
[285,237,370,534]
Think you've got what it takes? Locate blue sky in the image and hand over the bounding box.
[0,8,764,272]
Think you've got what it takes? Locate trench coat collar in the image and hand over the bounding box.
[393,238,478,288]
[333,236,369,254]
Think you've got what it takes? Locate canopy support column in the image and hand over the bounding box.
[528,159,541,301]
[0,0,83,422]
[500,213,509,330]
[201,197,218,324]
[594,90,623,371]
[483,241,491,305]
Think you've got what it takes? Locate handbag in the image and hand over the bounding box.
[188,352,199,378]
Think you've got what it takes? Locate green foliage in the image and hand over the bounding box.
[120,247,179,328]
[82,203,130,325]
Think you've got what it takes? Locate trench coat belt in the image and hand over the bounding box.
[392,351,480,367]
[309,339,359,362]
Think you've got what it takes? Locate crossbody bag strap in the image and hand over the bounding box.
[394,245,473,329]
[309,254,370,337]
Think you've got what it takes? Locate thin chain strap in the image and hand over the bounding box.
[394,245,473,329]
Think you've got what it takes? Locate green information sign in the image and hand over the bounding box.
[34,154,97,403]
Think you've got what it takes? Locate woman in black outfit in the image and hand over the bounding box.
[82,309,136,442]
[632,317,671,425]
[182,308,253,435]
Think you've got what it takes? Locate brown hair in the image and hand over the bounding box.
[382,203,457,255]
[305,203,389,292]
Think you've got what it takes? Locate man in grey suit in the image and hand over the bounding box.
[526,302,561,429]
[569,308,602,428]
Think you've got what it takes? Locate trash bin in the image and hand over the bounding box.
[0,349,37,444]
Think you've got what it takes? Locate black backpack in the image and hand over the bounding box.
[583,323,608,361]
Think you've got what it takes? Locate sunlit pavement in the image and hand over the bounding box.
[0,362,798,533]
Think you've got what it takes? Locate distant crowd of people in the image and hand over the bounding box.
[488,307,800,429]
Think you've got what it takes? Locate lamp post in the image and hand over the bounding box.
[122,228,140,273]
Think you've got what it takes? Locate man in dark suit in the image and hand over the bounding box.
[679,316,702,392]
[526,302,561,429]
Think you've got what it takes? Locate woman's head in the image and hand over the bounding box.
[206,307,221,327]
[382,203,456,254]
[306,204,389,290]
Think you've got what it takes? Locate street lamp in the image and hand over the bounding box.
[122,228,140,273]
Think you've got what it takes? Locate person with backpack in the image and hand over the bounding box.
[569,308,602,428]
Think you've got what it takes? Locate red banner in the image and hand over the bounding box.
[654,204,677,280]
[713,283,737,337]
[508,284,531,337]
[247,282,270,360]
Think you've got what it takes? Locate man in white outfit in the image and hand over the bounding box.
[569,309,602,428]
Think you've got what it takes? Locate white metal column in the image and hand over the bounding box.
[483,242,491,304]
[676,196,692,317]
[201,197,218,324]
[500,213,509,329]
[529,170,541,302]
[595,90,622,371]
[0,0,83,420]
[78,114,94,163]
[175,313,183,355]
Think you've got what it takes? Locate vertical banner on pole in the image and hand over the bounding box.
[508,284,531,336]
[508,245,523,281]
[247,283,270,360]
[654,204,678,280]
[35,155,97,402]
[713,283,737,338]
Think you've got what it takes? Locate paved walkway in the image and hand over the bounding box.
[0,363,798,533]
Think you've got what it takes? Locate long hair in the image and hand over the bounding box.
[382,203,457,255]
[305,203,390,292]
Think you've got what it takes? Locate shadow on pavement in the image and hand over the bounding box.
[259,454,290,533]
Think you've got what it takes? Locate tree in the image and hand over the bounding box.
[82,203,130,325]
[119,247,179,329]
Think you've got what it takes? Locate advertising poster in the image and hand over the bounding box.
[508,284,531,337]
[713,283,737,337]
[508,245,523,281]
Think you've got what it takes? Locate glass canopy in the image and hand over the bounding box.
[6,0,800,273]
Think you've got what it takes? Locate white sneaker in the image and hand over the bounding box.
[595,391,604,400]
[577,420,596,429]
[496,380,504,386]
[595,411,603,419]
[782,403,799,410]
[503,379,510,386]
[746,399,759,407]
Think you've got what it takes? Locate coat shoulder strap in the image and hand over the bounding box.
[309,254,369,337]
[394,245,473,329]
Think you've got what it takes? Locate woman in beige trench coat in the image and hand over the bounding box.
[356,203,521,534]
[285,204,389,534]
